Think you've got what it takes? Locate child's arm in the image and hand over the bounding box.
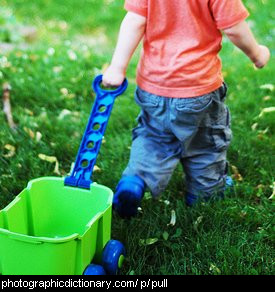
[223,20,270,69]
[102,12,146,87]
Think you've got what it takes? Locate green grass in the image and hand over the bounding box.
[0,0,274,275]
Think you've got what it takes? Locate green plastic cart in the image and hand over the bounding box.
[0,75,128,275]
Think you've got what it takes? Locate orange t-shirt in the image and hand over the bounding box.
[124,0,249,98]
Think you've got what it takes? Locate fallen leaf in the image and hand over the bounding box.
[258,107,275,118]
[260,84,274,91]
[158,199,170,205]
[58,109,71,120]
[263,96,271,101]
[35,131,42,142]
[163,200,170,206]
[269,182,275,200]
[24,127,35,139]
[139,238,159,246]
[93,165,101,172]
[60,88,69,96]
[231,165,243,182]
[24,108,34,116]
[240,211,247,218]
[66,93,76,99]
[167,210,176,227]
[38,154,60,175]
[2,174,13,179]
[38,154,56,163]
[210,263,221,275]
[194,216,204,232]
[251,123,258,131]
[3,144,16,158]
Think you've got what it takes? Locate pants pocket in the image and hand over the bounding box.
[212,125,232,152]
[211,107,232,152]
[135,87,160,108]
[175,93,214,113]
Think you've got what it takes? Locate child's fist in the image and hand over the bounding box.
[102,66,125,87]
[253,45,270,69]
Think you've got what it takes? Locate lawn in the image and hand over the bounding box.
[0,0,274,275]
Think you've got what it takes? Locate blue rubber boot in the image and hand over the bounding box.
[113,175,146,219]
[186,176,234,207]
[225,176,234,189]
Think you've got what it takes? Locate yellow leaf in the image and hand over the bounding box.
[259,107,275,118]
[210,263,221,275]
[260,84,274,91]
[24,108,34,116]
[263,96,271,101]
[60,88,69,96]
[24,127,35,139]
[93,165,101,172]
[66,93,76,99]
[38,154,60,175]
[251,123,258,131]
[38,154,56,163]
[3,144,16,158]
[231,165,243,182]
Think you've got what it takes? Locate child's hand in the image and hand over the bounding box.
[253,45,270,69]
[102,65,125,87]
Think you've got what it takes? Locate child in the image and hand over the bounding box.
[103,0,270,218]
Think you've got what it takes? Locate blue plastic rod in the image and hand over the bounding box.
[65,75,128,189]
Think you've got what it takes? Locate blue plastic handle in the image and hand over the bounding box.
[64,75,128,189]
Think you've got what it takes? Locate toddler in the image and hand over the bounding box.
[103,0,270,218]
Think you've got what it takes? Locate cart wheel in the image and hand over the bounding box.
[83,264,106,275]
[102,240,126,275]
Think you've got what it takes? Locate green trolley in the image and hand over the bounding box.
[0,75,128,275]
